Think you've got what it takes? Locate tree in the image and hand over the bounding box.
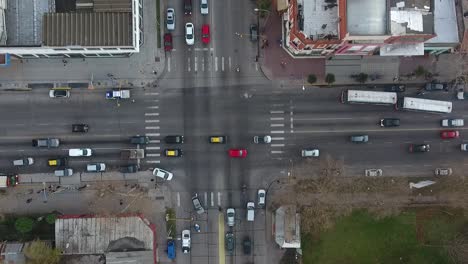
[351,73,368,83]
[325,73,335,85]
[24,240,61,264]
[414,65,428,77]
[307,74,317,84]
[45,214,57,225]
[15,217,34,234]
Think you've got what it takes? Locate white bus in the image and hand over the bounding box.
[341,90,398,105]
[401,97,452,113]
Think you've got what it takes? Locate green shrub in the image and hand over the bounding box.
[15,217,34,234]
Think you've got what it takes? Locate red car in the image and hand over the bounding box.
[229,149,247,158]
[440,130,459,139]
[164,33,173,51]
[201,24,210,44]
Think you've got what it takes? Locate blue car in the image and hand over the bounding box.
[167,239,175,259]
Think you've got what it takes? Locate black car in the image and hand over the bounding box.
[184,0,192,14]
[409,144,430,153]
[250,24,258,41]
[165,135,184,144]
[425,82,448,91]
[380,118,400,127]
[384,84,406,93]
[243,237,251,255]
[130,135,150,144]
[72,124,89,133]
[225,232,235,254]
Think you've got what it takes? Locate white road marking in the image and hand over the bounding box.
[149,140,161,143]
[215,57,218,71]
[145,113,160,116]
[272,137,285,140]
[168,57,171,72]
[271,150,284,154]
[177,192,180,207]
[145,120,160,123]
[271,124,284,127]
[145,92,159,96]
[202,57,205,71]
[271,144,285,147]
[147,106,159,109]
[270,110,285,114]
[204,192,208,207]
[271,104,284,107]
[222,57,225,71]
[146,146,161,150]
[188,57,191,72]
[255,62,258,71]
[211,192,214,207]
[194,56,198,72]
[228,57,232,70]
[145,126,160,129]
[293,117,354,121]
[218,192,221,206]
[270,117,285,121]
[146,160,161,164]
[146,133,160,136]
[271,130,285,134]
[147,153,161,157]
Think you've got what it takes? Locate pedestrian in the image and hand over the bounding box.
[152,70,157,75]
[26,198,32,203]
[119,199,123,206]
[265,39,269,47]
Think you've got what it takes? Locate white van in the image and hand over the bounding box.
[246,202,255,222]
[55,168,73,177]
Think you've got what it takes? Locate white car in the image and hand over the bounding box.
[185,23,194,45]
[246,202,255,221]
[462,144,468,151]
[257,189,266,208]
[200,0,208,15]
[182,230,191,253]
[152,168,173,181]
[365,169,383,177]
[441,119,464,127]
[226,208,235,227]
[166,8,175,31]
[69,148,92,157]
[301,149,319,157]
[87,163,106,172]
[49,89,70,98]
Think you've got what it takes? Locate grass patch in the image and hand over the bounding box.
[303,209,467,264]
[166,207,176,239]
[0,214,55,241]
[155,0,161,48]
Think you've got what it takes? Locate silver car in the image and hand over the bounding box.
[301,149,319,157]
[166,8,175,31]
[365,169,383,177]
[350,135,369,143]
[192,194,205,214]
[226,208,235,227]
[434,168,452,176]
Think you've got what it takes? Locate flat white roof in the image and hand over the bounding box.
[403,97,452,113]
[347,90,397,104]
[426,0,459,43]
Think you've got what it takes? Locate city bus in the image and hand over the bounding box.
[341,90,398,105]
[400,97,452,114]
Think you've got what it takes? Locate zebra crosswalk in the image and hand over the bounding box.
[167,56,259,73]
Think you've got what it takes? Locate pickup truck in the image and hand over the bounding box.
[0,174,19,188]
[106,89,130,99]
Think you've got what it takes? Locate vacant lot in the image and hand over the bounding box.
[302,209,468,264]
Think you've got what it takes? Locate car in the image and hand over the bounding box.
[350,135,369,143]
[250,24,258,41]
[69,148,92,157]
[226,208,235,227]
[164,33,173,51]
[130,135,150,144]
[49,89,70,98]
[181,230,191,253]
[106,89,130,99]
[12,158,34,166]
[380,118,400,127]
[457,91,468,100]
[54,168,73,177]
[153,168,173,180]
[425,82,448,91]
[86,163,106,172]
[253,135,271,144]
[166,8,175,30]
[440,130,459,139]
[72,124,89,132]
[185,23,194,45]
[434,168,452,176]
[462,144,468,151]
[409,144,430,153]
[121,164,138,173]
[167,239,176,259]
[441,119,464,127]
[209,135,226,144]
[246,202,255,221]
[48,158,67,167]
[184,0,192,15]
[32,138,60,148]
[192,194,205,214]
[201,24,210,44]
[225,232,235,254]
[242,237,251,255]
[257,189,266,208]
[384,84,406,93]
[165,135,184,144]
[301,149,319,157]
[229,149,247,158]
[365,169,383,177]
[165,149,183,157]
[200,0,208,14]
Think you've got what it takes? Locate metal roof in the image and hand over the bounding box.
[42,12,131,46]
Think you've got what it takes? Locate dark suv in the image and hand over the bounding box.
[250,24,258,41]
[380,118,400,127]
[184,0,192,14]
[165,135,184,144]
[130,135,150,144]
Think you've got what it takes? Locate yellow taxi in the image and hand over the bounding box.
[48,158,66,167]
[209,135,227,144]
[165,149,182,157]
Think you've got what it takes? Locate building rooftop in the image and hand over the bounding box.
[426,0,458,43]
[274,205,301,248]
[301,0,339,41]
[347,0,387,35]
[389,0,434,35]
[55,214,155,264]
